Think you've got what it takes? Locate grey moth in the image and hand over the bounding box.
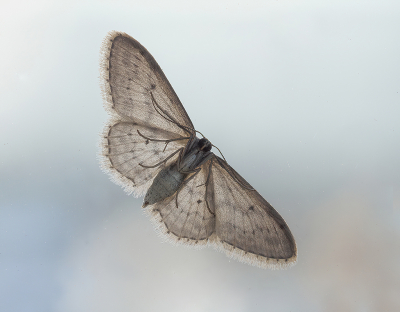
[99,31,297,269]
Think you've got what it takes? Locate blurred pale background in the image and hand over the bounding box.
[1,0,400,311]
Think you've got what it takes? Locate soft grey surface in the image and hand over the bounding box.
[1,1,400,311]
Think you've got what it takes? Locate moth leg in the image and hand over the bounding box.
[150,92,177,126]
[176,134,196,169]
[199,158,216,216]
[150,92,194,135]
[197,152,214,168]
[175,168,202,209]
[137,129,189,143]
[136,129,190,152]
[196,156,214,188]
[176,145,184,169]
[139,147,183,168]
[182,134,197,155]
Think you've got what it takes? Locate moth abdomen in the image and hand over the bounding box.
[142,164,185,207]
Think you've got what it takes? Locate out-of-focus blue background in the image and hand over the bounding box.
[1,1,399,311]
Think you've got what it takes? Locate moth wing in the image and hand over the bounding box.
[100,31,194,136]
[100,31,194,196]
[100,122,188,197]
[147,158,216,245]
[209,156,297,269]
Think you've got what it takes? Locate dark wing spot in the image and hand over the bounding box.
[139,50,145,56]
[197,199,202,204]
[150,84,156,90]
[249,205,254,211]
[252,230,255,235]
[145,139,149,145]
[279,224,285,229]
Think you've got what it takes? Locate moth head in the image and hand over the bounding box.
[198,138,212,152]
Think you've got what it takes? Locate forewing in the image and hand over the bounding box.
[100,31,194,136]
[210,156,297,269]
[100,121,188,197]
[147,158,215,245]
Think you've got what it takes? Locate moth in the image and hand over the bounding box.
[99,31,297,269]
